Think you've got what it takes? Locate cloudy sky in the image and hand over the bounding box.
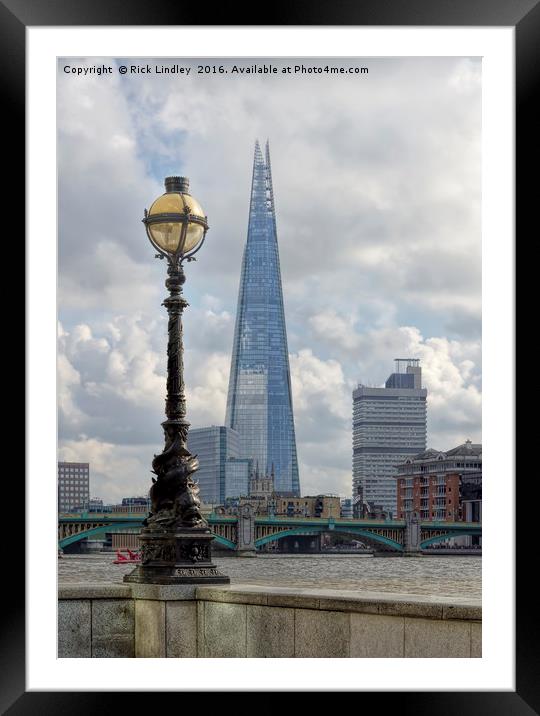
[57,56,482,503]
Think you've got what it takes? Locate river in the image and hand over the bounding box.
[58,552,481,599]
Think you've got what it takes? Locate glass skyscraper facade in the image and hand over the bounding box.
[225,140,300,496]
[225,457,253,499]
[187,426,240,506]
[352,360,427,517]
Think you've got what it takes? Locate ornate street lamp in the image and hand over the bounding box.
[125,176,229,585]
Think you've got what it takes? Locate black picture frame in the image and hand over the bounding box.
[8,0,532,711]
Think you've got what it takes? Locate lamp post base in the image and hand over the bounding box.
[123,528,230,585]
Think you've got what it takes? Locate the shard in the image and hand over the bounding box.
[225,140,300,496]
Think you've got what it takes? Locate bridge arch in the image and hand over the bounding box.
[332,527,403,551]
[59,522,238,551]
[59,523,139,549]
[255,526,403,552]
[420,530,481,549]
[255,528,323,548]
[212,535,236,550]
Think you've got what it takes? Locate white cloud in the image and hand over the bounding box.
[58,437,152,503]
[186,351,230,428]
[290,348,350,422]
[352,326,482,450]
[57,353,84,426]
[59,240,161,314]
[448,57,482,93]
[58,56,481,335]
[308,311,361,352]
[299,464,352,498]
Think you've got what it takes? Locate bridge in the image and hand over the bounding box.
[58,510,481,554]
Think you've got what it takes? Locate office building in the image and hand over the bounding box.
[187,426,241,505]
[88,498,105,512]
[352,359,427,517]
[112,496,151,514]
[58,461,90,512]
[225,457,253,499]
[340,498,353,519]
[225,140,300,495]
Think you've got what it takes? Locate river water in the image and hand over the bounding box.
[58,553,481,599]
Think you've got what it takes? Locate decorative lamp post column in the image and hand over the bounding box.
[124,176,229,585]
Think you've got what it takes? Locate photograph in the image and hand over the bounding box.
[56,55,483,659]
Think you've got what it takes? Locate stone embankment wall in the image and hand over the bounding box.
[58,583,481,658]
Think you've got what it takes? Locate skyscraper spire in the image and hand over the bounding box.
[225,141,300,496]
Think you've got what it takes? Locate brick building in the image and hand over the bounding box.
[395,440,482,522]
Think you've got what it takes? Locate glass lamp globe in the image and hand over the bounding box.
[145,176,208,258]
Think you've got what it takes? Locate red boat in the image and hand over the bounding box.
[113,549,141,564]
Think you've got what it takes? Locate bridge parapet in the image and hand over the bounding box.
[58,513,481,553]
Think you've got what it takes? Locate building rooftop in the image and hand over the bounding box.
[445,440,482,457]
[409,448,443,461]
[399,440,482,469]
